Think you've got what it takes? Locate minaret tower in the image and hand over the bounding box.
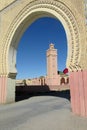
[46,43,58,79]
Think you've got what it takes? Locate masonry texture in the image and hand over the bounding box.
[0,0,87,117]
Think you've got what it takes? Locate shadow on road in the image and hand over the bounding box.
[15,85,70,102]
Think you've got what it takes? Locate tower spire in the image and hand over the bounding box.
[49,43,54,49]
[46,43,58,78]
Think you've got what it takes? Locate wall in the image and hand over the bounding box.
[0,0,16,11]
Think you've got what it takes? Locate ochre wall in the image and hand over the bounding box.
[0,0,86,75]
[0,0,87,105]
[0,0,16,11]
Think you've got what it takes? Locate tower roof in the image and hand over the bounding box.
[49,43,54,49]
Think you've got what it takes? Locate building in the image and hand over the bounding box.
[16,43,69,88]
[45,43,59,86]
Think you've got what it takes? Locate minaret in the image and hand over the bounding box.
[46,43,58,79]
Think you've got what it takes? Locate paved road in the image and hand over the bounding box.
[0,96,87,130]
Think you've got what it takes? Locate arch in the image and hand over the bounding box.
[0,0,87,117]
[66,77,69,84]
[2,0,81,77]
[60,77,65,85]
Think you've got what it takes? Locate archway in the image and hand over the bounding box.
[61,78,65,85]
[16,17,67,80]
[66,78,69,84]
[0,0,87,117]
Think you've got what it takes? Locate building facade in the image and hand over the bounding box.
[46,43,60,86]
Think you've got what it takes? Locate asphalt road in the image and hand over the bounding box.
[0,96,87,130]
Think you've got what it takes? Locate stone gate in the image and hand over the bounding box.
[0,0,87,117]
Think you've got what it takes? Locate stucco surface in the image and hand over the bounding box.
[0,96,87,130]
[0,0,87,75]
[0,0,87,106]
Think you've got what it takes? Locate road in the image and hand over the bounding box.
[0,95,87,130]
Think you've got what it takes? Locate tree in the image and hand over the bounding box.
[23,79,27,86]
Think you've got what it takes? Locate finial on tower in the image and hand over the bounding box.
[49,43,54,49]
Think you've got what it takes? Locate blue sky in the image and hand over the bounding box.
[16,17,67,79]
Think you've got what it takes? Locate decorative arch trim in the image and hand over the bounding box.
[2,0,80,75]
